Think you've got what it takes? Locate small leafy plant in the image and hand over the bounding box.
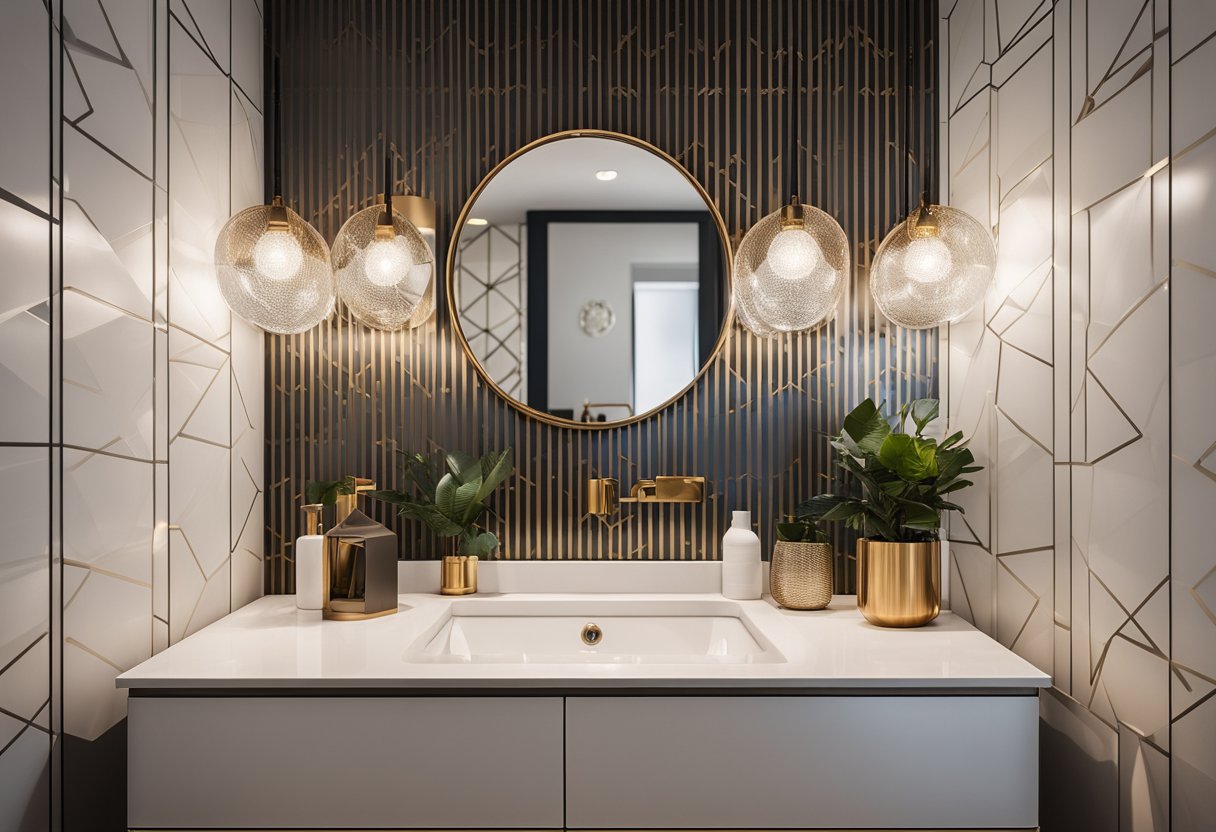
[775,516,829,544]
[305,477,356,506]
[798,398,979,543]
[368,448,514,557]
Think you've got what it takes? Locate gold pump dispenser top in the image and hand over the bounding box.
[302,503,323,536]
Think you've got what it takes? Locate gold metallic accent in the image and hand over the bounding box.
[908,197,940,239]
[778,196,805,230]
[580,622,603,646]
[770,541,834,610]
[446,129,734,430]
[585,477,619,516]
[391,193,437,234]
[856,539,940,628]
[440,555,479,595]
[302,503,323,536]
[266,194,290,232]
[586,475,705,516]
[579,401,635,422]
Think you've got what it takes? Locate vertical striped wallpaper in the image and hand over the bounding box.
[266,0,939,592]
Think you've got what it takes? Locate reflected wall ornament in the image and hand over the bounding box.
[215,197,336,334]
[579,299,616,337]
[733,199,850,333]
[869,197,996,329]
[332,170,434,331]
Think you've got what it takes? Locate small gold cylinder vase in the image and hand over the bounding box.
[856,539,941,627]
[770,542,834,610]
[440,555,478,595]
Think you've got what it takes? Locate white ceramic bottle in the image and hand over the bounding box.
[296,504,325,610]
[721,510,763,600]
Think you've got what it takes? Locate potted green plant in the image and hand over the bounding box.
[368,448,514,595]
[799,397,979,627]
[770,517,833,610]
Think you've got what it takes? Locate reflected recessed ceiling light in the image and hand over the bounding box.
[595,170,618,181]
[467,217,489,226]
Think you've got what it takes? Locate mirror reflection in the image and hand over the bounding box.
[451,134,729,425]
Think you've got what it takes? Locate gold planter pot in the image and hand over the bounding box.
[770,541,834,610]
[856,539,940,627]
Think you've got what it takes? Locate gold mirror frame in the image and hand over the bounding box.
[447,129,734,430]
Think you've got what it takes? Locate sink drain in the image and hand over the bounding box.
[580,622,603,646]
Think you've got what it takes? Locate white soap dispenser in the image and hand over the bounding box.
[721,510,763,600]
[296,504,325,610]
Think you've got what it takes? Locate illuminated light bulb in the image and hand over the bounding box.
[252,230,304,281]
[766,227,822,280]
[467,217,488,226]
[903,235,953,284]
[595,170,618,181]
[363,237,413,287]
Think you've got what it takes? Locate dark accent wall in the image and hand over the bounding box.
[266,0,939,591]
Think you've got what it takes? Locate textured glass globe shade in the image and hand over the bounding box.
[733,203,849,334]
[214,200,335,334]
[870,202,997,329]
[332,204,434,331]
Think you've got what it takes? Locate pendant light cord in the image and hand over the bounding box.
[786,5,800,202]
[382,6,392,212]
[902,8,913,215]
[272,54,282,198]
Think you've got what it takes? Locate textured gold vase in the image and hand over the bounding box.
[770,541,834,610]
[856,539,940,627]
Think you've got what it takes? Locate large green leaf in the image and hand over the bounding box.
[435,473,459,517]
[876,434,938,480]
[365,488,409,506]
[459,530,500,557]
[908,398,940,435]
[446,450,480,484]
[841,398,891,455]
[476,447,514,501]
[396,501,464,537]
[451,479,484,526]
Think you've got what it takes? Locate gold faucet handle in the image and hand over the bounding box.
[586,477,619,516]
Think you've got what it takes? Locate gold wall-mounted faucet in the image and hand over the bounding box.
[586,476,705,516]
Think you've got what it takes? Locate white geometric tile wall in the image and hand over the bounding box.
[942,1,1216,829]
[0,1,263,828]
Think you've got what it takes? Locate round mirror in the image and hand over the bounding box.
[448,131,732,428]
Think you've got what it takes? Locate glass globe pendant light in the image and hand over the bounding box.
[214,57,334,334]
[733,30,848,335]
[869,32,996,330]
[331,156,434,331]
[870,194,996,329]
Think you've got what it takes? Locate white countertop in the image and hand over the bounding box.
[117,592,1051,691]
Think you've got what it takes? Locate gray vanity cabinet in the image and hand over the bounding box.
[127,696,565,829]
[564,695,1039,829]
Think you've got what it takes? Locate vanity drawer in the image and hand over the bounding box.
[128,696,565,829]
[564,695,1038,829]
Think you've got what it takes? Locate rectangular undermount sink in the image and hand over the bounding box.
[407,598,786,664]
